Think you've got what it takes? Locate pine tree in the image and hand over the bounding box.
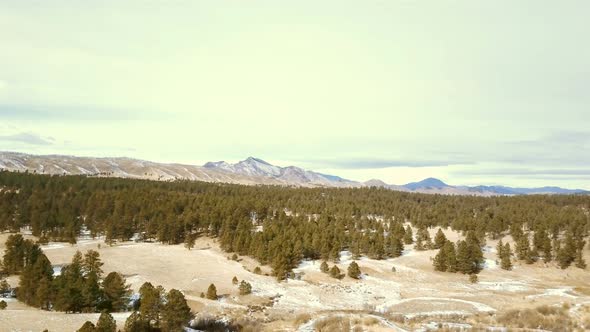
[444,241,457,272]
[232,276,238,285]
[433,245,447,272]
[239,281,252,295]
[124,311,150,332]
[496,239,505,261]
[184,232,196,250]
[0,300,6,310]
[574,249,586,269]
[456,241,471,274]
[347,261,361,279]
[139,282,163,328]
[329,265,342,279]
[96,312,116,332]
[557,234,577,269]
[162,289,193,332]
[403,226,414,245]
[501,243,513,270]
[434,228,447,249]
[516,234,533,263]
[320,261,329,273]
[101,272,131,312]
[206,283,217,300]
[77,321,96,332]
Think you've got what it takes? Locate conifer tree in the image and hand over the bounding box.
[96,312,116,332]
[496,239,505,261]
[347,261,361,279]
[516,234,533,263]
[403,226,413,245]
[77,321,96,332]
[162,289,193,332]
[320,261,329,273]
[329,265,342,279]
[124,311,150,332]
[232,276,238,285]
[206,283,217,300]
[501,243,513,270]
[574,249,586,269]
[444,241,458,272]
[434,228,447,249]
[139,282,163,328]
[101,272,131,312]
[433,245,447,272]
[184,232,196,250]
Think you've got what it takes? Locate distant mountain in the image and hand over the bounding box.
[404,177,449,190]
[1,151,587,196]
[203,157,359,187]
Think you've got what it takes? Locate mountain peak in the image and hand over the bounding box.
[404,177,449,190]
[243,157,271,165]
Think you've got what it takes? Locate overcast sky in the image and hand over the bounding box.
[1,1,589,188]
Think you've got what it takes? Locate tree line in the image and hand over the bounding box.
[0,171,588,280]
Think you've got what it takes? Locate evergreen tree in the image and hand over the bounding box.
[320,261,329,273]
[0,300,6,310]
[347,261,361,279]
[101,272,131,312]
[433,228,447,249]
[96,312,117,332]
[433,245,447,272]
[329,265,342,279]
[232,276,238,285]
[139,282,163,328]
[124,311,150,332]
[77,321,96,332]
[162,289,193,332]
[496,239,505,261]
[516,234,533,263]
[239,280,252,295]
[444,241,457,272]
[403,225,414,245]
[184,232,196,250]
[206,283,217,300]
[501,243,513,270]
[574,249,586,269]
[557,234,577,269]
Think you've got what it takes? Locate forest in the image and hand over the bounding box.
[0,170,588,280]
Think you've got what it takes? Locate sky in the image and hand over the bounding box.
[1,1,589,189]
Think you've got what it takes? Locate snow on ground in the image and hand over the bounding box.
[477,281,529,292]
[484,259,498,270]
[526,287,578,299]
[418,321,472,331]
[297,313,408,332]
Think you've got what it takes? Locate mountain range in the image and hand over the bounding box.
[0,151,587,196]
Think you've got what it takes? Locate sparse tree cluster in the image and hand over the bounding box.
[2,235,130,313]
[433,231,484,274]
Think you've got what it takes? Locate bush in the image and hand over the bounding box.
[329,265,343,279]
[253,266,262,275]
[0,300,7,310]
[239,281,252,295]
[469,274,478,283]
[347,261,361,279]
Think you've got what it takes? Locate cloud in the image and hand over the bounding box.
[0,132,54,146]
[306,158,473,169]
[0,104,156,122]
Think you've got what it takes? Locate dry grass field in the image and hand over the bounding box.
[1,227,589,331]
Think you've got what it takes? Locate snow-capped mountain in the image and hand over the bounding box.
[204,157,359,187]
[1,151,587,195]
